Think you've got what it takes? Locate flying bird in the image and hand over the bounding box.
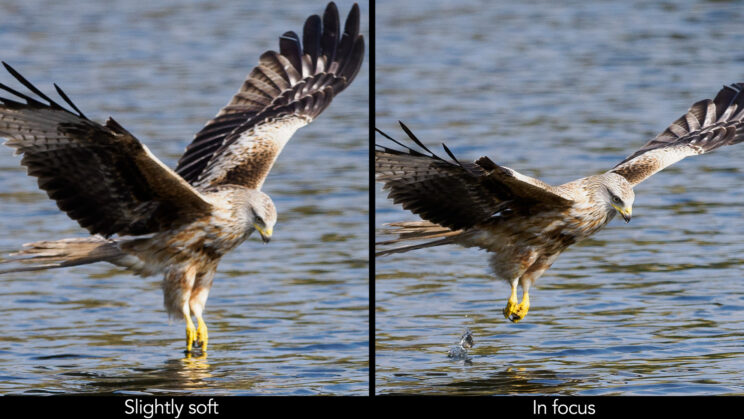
[376,83,744,323]
[0,2,364,354]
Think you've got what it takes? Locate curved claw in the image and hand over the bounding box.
[503,289,530,323]
[508,300,530,323]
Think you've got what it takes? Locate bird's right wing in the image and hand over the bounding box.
[0,63,212,237]
[375,123,574,231]
[612,83,744,186]
[175,2,364,190]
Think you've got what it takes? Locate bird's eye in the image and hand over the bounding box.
[250,208,264,225]
[612,196,622,204]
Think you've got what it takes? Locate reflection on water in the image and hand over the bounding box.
[376,0,744,395]
[0,0,368,395]
[79,357,216,395]
[388,368,590,396]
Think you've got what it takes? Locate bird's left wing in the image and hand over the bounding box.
[612,83,744,186]
[376,123,574,232]
[175,2,364,190]
[0,63,212,237]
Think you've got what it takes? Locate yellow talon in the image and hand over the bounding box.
[196,316,208,353]
[185,316,197,353]
[511,292,530,323]
[503,284,519,320]
[503,285,530,323]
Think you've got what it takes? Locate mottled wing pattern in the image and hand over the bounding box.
[0,63,212,237]
[176,2,364,190]
[612,83,744,186]
[375,122,574,231]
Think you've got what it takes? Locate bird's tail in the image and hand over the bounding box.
[375,221,465,256]
[0,236,124,274]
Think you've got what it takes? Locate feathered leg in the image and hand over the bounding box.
[189,288,211,353]
[496,250,540,323]
[189,265,216,353]
[505,255,556,323]
[163,265,199,354]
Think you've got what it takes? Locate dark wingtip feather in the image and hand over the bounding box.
[2,62,64,110]
[0,81,46,107]
[335,3,360,62]
[344,3,360,38]
[303,14,322,73]
[337,36,364,84]
[375,126,421,155]
[441,143,464,167]
[321,2,340,64]
[53,83,87,119]
[398,121,440,157]
[376,123,454,162]
[279,31,302,73]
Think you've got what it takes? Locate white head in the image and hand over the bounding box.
[596,172,635,223]
[246,190,277,243]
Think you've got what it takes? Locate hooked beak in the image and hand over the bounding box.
[613,205,632,223]
[621,212,632,223]
[254,224,273,243]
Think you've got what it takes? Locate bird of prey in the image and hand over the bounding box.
[376,83,744,323]
[0,2,364,354]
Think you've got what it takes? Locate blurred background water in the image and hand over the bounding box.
[0,0,368,395]
[376,0,744,395]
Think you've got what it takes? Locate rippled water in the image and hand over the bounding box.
[0,0,368,395]
[376,0,744,395]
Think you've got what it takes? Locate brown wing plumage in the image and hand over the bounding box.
[612,83,744,186]
[175,2,365,190]
[0,63,212,237]
[375,122,574,232]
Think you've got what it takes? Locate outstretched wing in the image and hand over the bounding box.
[612,83,744,186]
[175,2,364,190]
[375,122,574,231]
[0,63,212,237]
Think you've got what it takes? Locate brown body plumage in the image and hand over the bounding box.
[377,82,744,322]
